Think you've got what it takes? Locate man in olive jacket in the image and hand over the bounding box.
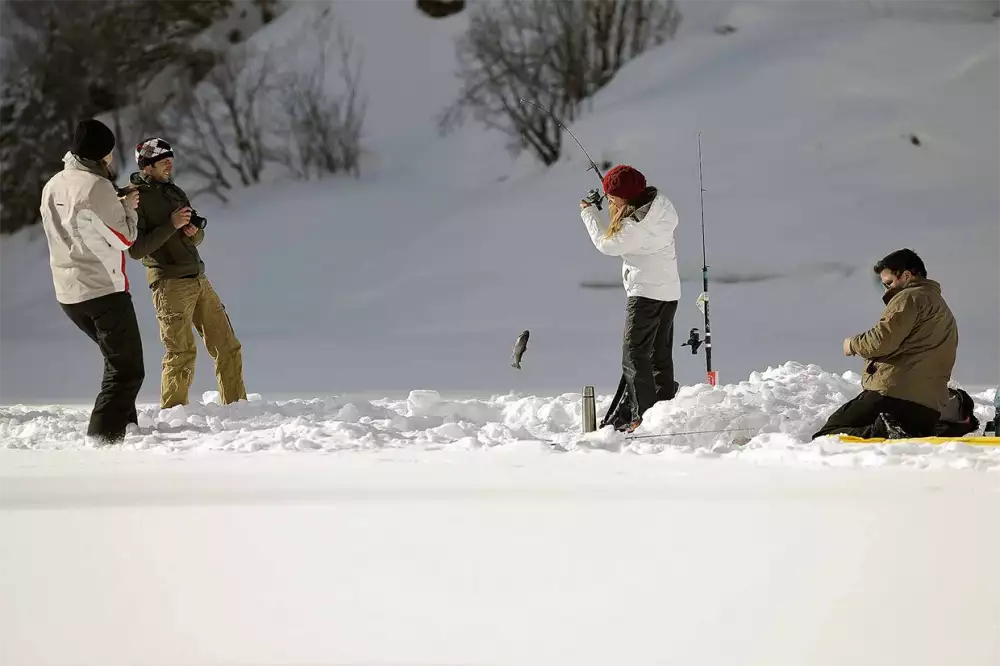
[128,138,247,408]
[813,249,958,440]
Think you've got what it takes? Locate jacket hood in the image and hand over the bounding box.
[64,151,104,174]
[63,151,116,182]
[883,277,941,304]
[63,151,85,170]
[629,187,661,223]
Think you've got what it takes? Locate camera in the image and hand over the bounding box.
[188,210,207,230]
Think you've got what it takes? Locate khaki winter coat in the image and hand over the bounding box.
[849,278,958,412]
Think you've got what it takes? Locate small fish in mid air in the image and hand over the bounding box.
[511,330,530,369]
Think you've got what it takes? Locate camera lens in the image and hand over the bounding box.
[189,212,207,229]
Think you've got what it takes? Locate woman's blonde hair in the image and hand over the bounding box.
[605,198,634,239]
[604,188,658,238]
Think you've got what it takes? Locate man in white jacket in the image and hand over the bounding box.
[580,164,681,432]
[39,119,144,444]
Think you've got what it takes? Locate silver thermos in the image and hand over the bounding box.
[582,385,597,433]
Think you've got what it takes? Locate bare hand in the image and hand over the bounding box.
[171,207,192,229]
[843,338,854,356]
[121,190,140,210]
[580,201,592,210]
[181,224,199,237]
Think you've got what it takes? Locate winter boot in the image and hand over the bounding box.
[617,418,642,434]
[989,389,1000,434]
[875,413,911,440]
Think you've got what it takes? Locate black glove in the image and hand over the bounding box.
[583,188,603,210]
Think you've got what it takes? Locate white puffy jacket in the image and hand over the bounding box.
[580,191,681,302]
[39,152,138,304]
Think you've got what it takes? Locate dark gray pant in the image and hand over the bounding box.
[811,390,939,440]
[61,292,144,443]
[602,296,678,428]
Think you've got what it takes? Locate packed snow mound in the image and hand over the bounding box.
[3,362,997,470]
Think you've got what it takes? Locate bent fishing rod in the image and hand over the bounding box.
[518,98,606,203]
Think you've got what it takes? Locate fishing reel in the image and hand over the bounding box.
[681,328,703,354]
[583,188,604,211]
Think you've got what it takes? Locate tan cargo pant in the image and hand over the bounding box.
[151,275,247,408]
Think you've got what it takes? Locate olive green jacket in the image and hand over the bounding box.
[127,171,205,285]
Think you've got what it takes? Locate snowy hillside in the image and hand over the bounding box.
[1,0,997,405]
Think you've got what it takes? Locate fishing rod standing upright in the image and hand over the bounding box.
[698,132,717,387]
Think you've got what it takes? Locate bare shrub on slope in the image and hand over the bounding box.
[0,0,231,232]
[157,44,280,201]
[437,0,681,165]
[157,7,367,200]
[280,10,367,180]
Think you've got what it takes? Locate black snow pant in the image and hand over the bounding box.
[60,291,145,443]
[601,296,679,429]
[811,390,940,440]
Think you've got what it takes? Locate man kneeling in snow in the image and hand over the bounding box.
[812,249,958,440]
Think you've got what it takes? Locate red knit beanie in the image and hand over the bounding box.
[602,165,646,201]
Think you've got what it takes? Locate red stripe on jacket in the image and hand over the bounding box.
[121,252,129,292]
[106,224,133,247]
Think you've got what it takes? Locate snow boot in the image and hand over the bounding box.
[875,412,910,440]
[617,418,642,434]
[988,388,1000,434]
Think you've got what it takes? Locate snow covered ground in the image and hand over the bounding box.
[2,364,1000,666]
[3,363,999,664]
[1,449,998,666]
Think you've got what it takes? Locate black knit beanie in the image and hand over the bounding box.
[72,119,116,162]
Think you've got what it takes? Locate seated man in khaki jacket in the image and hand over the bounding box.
[813,248,958,440]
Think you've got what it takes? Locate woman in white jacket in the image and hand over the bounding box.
[580,164,681,432]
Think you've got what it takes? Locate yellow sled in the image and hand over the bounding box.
[837,435,1000,446]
